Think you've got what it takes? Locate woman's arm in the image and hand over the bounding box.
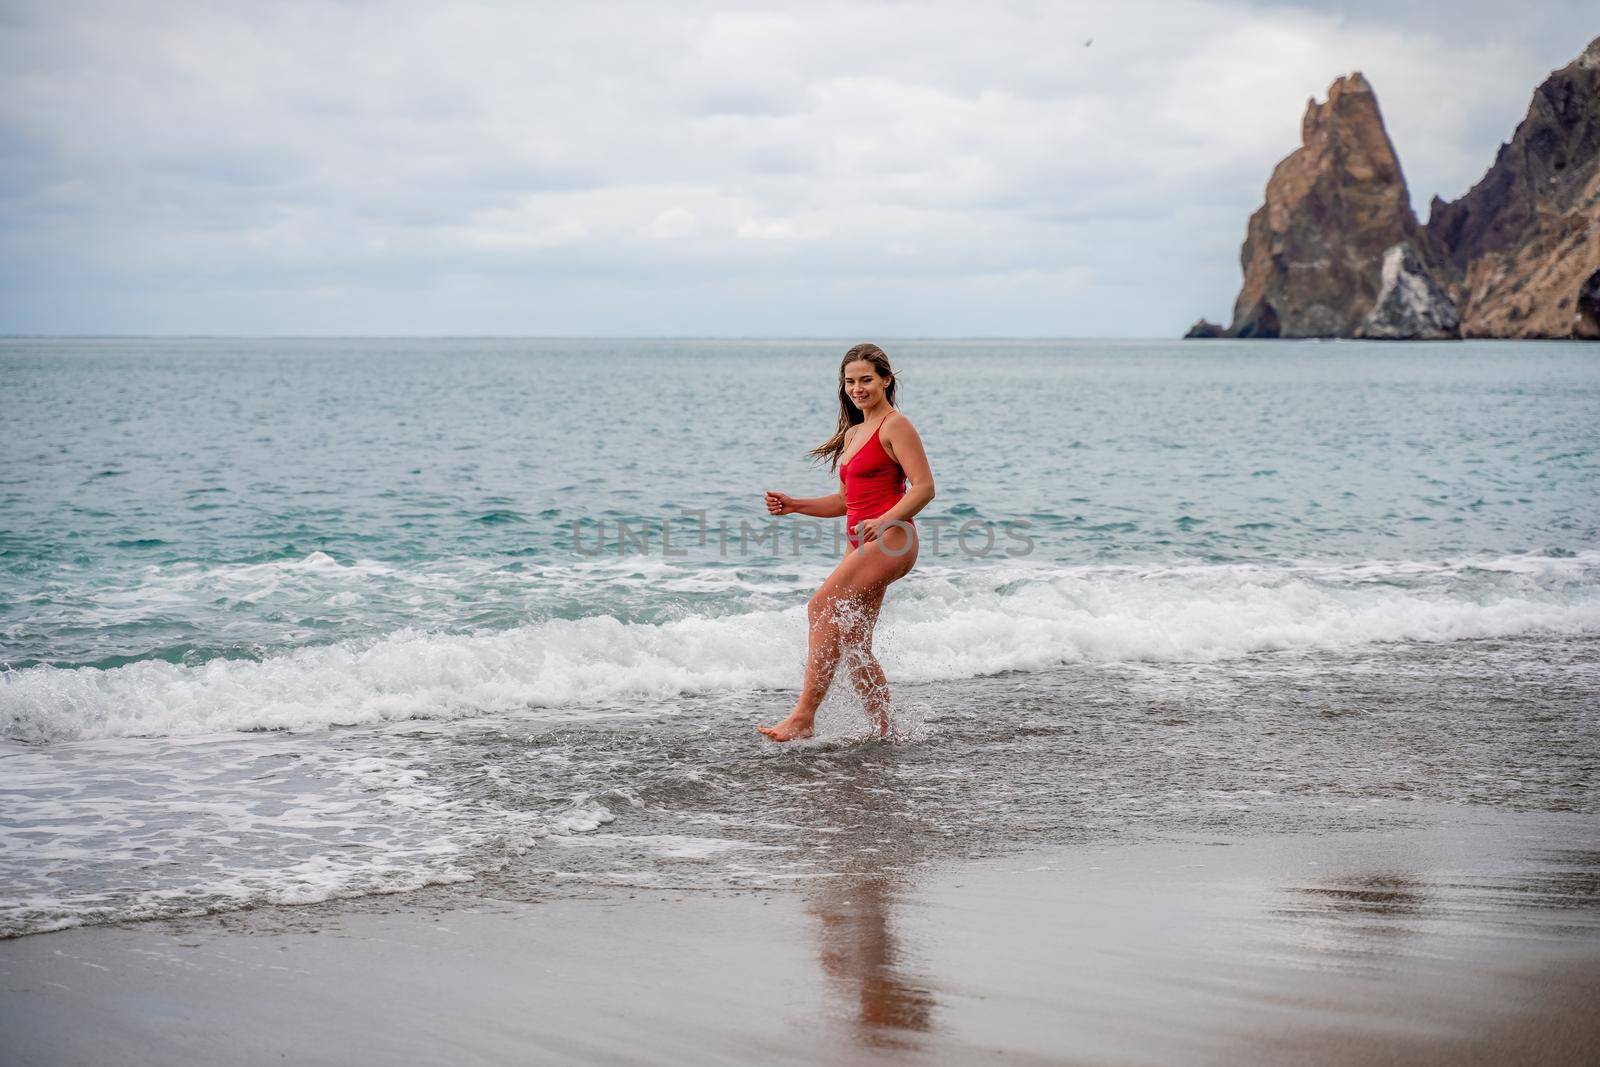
[866,415,936,528]
[766,489,846,518]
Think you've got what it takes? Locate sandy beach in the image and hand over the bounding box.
[6,2,1600,1062]
[4,804,1597,1066]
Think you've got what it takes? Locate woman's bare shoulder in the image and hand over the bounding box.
[883,409,917,436]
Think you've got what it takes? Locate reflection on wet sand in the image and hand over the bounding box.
[796,742,938,1048]
[1273,848,1600,963]
[809,875,935,1047]
[1286,874,1429,916]
[1516,850,1600,910]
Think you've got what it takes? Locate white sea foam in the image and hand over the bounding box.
[4,554,1597,742]
[0,731,620,938]
[4,550,820,668]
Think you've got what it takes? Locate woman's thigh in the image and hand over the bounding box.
[817,528,918,608]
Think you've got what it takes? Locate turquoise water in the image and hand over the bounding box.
[5,338,1595,672]
[1,338,1597,936]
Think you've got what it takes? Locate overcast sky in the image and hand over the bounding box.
[1,1,1593,336]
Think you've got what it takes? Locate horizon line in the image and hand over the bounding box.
[0,333,1186,342]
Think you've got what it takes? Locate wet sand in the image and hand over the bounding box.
[3,806,1598,1065]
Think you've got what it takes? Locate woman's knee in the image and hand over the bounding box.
[810,580,864,619]
[839,601,885,652]
[807,590,839,624]
[809,603,857,648]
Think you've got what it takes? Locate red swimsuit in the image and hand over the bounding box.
[841,415,913,549]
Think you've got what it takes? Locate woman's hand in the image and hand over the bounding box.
[854,516,889,542]
[765,490,797,516]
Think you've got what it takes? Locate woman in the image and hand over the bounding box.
[758,343,936,742]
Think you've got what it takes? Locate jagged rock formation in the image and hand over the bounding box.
[1183,319,1226,338]
[1355,243,1461,339]
[1225,72,1443,338]
[1426,36,1600,339]
[1199,36,1600,341]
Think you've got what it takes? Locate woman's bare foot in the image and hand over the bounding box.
[757,713,815,742]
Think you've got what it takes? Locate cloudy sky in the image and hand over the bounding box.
[1,1,1592,336]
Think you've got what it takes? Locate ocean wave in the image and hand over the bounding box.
[0,550,817,669]
[4,553,1597,742]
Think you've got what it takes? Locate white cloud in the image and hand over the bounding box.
[645,207,699,241]
[0,0,1591,334]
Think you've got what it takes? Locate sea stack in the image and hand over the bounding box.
[1225,73,1450,338]
[1201,35,1600,341]
[1426,35,1600,339]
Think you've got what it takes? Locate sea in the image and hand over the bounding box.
[2,337,1597,938]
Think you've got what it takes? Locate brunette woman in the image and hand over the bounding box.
[759,343,935,741]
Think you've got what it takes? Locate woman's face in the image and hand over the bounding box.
[843,360,890,410]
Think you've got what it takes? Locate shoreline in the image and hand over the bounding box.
[3,806,1598,1065]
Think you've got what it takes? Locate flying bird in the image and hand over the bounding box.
[1084,38,1093,47]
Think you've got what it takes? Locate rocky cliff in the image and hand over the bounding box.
[1426,36,1600,339]
[1207,36,1600,341]
[1356,243,1461,339]
[1226,73,1449,338]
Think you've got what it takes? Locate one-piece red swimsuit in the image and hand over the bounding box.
[841,415,914,550]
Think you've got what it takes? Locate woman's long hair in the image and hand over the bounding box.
[809,342,898,470]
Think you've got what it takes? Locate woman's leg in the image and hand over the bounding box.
[840,586,890,735]
[759,529,916,741]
